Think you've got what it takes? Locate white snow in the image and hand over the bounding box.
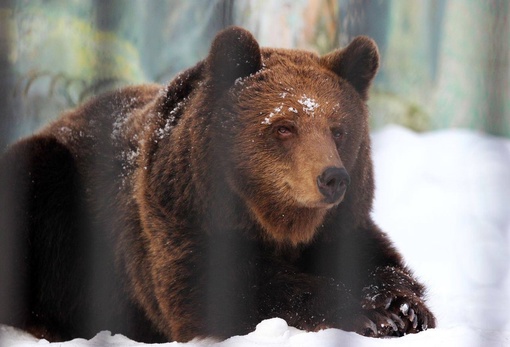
[261,113,275,125]
[297,95,319,115]
[2,124,510,346]
[400,303,409,315]
[261,104,285,125]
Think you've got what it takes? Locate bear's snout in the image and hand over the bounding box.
[317,167,350,204]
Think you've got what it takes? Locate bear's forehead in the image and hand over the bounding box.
[238,75,352,119]
[231,49,364,125]
[258,49,346,95]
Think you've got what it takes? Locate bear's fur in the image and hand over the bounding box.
[0,27,435,342]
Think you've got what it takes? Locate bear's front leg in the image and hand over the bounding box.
[254,265,367,333]
[149,235,369,341]
[254,264,434,337]
[199,247,368,339]
[300,219,436,337]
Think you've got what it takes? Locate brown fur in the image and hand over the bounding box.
[0,27,435,342]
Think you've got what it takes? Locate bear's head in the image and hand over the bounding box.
[203,27,379,246]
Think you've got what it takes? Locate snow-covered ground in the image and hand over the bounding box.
[2,125,510,347]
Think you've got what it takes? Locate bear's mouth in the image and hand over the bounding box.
[302,192,346,210]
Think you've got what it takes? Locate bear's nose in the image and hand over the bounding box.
[317,167,350,203]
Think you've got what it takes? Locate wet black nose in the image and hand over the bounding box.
[317,167,350,203]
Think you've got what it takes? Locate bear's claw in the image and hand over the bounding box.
[390,312,405,330]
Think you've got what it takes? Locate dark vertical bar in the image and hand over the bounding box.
[81,0,126,337]
[219,0,235,28]
[339,0,390,83]
[429,0,447,81]
[0,0,24,329]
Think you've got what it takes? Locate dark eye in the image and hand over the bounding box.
[276,125,293,139]
[332,128,344,140]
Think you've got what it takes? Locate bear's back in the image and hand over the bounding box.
[43,84,160,164]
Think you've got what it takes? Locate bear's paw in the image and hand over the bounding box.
[357,266,436,337]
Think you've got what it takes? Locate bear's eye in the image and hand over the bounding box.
[276,125,293,138]
[332,128,344,140]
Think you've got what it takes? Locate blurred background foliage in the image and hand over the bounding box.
[0,0,509,150]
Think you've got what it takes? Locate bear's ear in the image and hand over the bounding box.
[320,36,379,100]
[207,26,262,88]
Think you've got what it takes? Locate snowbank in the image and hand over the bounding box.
[2,125,510,347]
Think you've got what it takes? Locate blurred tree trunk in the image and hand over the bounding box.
[0,0,19,151]
[485,1,509,137]
[434,0,510,136]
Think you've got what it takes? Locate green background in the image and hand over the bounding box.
[0,0,508,150]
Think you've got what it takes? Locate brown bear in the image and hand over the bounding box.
[0,26,435,342]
